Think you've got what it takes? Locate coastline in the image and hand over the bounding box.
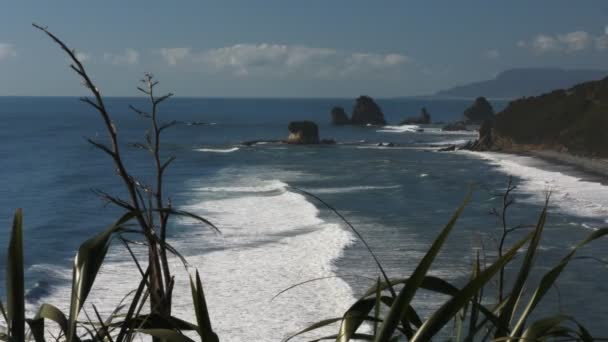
[527,150,608,180]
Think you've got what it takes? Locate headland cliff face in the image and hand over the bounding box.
[475,77,608,157]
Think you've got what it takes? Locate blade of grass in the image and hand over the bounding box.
[361,276,460,298]
[337,297,378,342]
[190,270,219,342]
[68,211,136,342]
[411,231,532,342]
[0,300,8,327]
[33,303,70,337]
[374,192,471,342]
[373,277,381,336]
[290,186,398,298]
[137,329,196,342]
[495,204,547,338]
[509,227,608,339]
[7,209,25,342]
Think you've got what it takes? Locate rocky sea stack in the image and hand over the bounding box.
[464,97,495,124]
[350,96,387,125]
[471,77,608,157]
[401,107,431,125]
[331,106,350,125]
[287,121,320,144]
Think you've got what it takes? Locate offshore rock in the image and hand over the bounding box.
[287,121,320,144]
[351,96,387,125]
[401,107,431,125]
[331,106,350,125]
[441,121,467,131]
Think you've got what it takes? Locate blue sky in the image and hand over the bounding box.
[1,1,608,97]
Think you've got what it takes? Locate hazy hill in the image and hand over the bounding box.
[435,68,608,99]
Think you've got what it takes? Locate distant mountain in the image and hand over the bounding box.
[435,68,608,99]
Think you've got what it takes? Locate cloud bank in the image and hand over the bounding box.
[0,43,17,59]
[520,29,608,53]
[103,49,140,65]
[158,43,408,78]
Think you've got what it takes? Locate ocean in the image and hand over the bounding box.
[1,96,607,340]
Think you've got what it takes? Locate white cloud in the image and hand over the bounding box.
[75,52,90,62]
[482,49,500,59]
[160,43,408,78]
[0,43,17,59]
[103,48,139,65]
[558,31,591,51]
[531,34,558,52]
[596,35,608,50]
[522,30,596,53]
[160,48,191,66]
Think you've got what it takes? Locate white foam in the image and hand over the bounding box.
[460,151,608,224]
[305,185,401,194]
[427,139,470,146]
[196,147,240,153]
[377,125,420,133]
[196,179,288,193]
[37,179,356,341]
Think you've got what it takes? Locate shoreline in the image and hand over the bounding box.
[526,150,608,180]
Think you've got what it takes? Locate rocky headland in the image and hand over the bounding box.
[469,77,608,157]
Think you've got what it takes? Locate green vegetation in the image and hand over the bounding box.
[0,25,606,342]
[490,77,608,157]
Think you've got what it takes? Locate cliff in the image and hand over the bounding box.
[475,77,608,157]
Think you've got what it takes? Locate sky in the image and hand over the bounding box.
[1,1,608,97]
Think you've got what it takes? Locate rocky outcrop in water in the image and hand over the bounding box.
[331,106,350,125]
[287,121,320,144]
[464,97,495,124]
[441,121,467,131]
[467,77,608,157]
[401,107,431,125]
[351,96,387,125]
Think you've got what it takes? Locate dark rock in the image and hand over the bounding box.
[331,106,350,125]
[442,121,467,131]
[464,97,495,124]
[401,107,431,125]
[377,142,395,147]
[438,145,457,152]
[287,121,320,144]
[351,96,387,125]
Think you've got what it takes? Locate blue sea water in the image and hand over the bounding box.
[1,96,608,340]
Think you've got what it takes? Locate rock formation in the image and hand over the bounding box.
[441,121,467,131]
[350,96,387,125]
[463,97,495,124]
[401,107,431,125]
[287,121,320,144]
[468,76,608,157]
[331,106,350,125]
